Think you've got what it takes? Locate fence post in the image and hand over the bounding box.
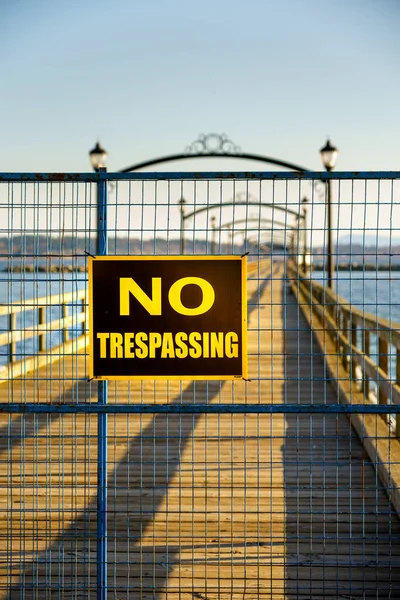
[362,330,370,401]
[342,312,349,370]
[96,167,108,600]
[351,321,357,381]
[334,305,341,356]
[396,348,400,438]
[8,312,16,363]
[62,304,69,343]
[378,336,389,425]
[38,306,46,352]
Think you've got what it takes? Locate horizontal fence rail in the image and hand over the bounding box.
[1,402,400,414]
[1,170,400,181]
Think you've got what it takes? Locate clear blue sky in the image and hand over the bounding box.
[1,0,399,173]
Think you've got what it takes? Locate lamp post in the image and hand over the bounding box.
[320,139,338,289]
[292,214,300,267]
[225,224,233,254]
[88,140,109,600]
[210,216,216,254]
[242,234,247,254]
[178,198,187,255]
[301,197,308,273]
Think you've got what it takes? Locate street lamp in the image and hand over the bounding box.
[225,224,233,254]
[301,197,308,273]
[291,214,300,266]
[178,198,187,255]
[320,139,338,172]
[89,142,108,172]
[320,138,338,288]
[210,216,216,254]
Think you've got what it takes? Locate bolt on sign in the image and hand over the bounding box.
[88,256,247,380]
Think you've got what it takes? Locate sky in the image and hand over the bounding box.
[1,0,400,174]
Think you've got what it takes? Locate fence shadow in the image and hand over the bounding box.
[282,283,400,598]
[5,384,222,598]
[6,268,274,598]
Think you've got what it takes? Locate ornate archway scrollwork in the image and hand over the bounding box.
[185,133,241,155]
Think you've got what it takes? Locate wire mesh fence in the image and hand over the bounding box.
[0,171,399,597]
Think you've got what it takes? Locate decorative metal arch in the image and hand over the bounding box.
[218,216,296,232]
[114,133,312,255]
[207,216,293,254]
[180,201,300,253]
[120,133,311,173]
[184,201,300,221]
[222,217,291,241]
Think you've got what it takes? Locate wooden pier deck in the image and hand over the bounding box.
[0,261,399,598]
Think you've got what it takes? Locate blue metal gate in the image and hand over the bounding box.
[0,170,400,598]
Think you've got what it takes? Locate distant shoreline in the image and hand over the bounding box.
[312,264,400,272]
[3,265,87,273]
[2,263,400,273]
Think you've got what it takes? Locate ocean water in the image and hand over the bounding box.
[312,270,400,324]
[312,270,400,389]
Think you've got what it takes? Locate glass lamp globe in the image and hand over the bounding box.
[89,142,108,171]
[320,139,338,171]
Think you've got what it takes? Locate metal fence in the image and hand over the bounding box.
[0,171,400,598]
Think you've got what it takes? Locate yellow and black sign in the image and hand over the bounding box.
[88,256,247,380]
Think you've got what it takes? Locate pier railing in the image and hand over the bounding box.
[289,264,400,431]
[0,288,88,383]
[289,261,400,512]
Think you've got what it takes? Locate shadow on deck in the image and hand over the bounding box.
[5,271,273,598]
[283,284,400,598]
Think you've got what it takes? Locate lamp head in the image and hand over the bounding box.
[178,198,186,215]
[320,138,338,171]
[89,141,108,171]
